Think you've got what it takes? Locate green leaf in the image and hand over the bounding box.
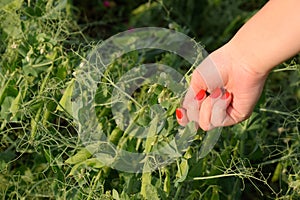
[175,158,189,185]
[57,79,75,115]
[0,149,16,163]
[0,0,23,11]
[131,2,158,15]
[22,63,38,77]
[93,152,115,166]
[144,115,159,153]
[211,186,220,200]
[0,96,14,120]
[56,61,68,80]
[43,0,67,19]
[21,168,34,183]
[0,76,11,105]
[0,174,9,191]
[112,189,120,200]
[1,12,22,39]
[10,90,21,118]
[141,173,160,200]
[155,140,181,158]
[198,127,222,159]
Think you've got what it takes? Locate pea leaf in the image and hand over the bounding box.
[57,79,75,115]
[175,158,189,186]
[0,96,14,120]
[10,90,21,118]
[112,189,120,200]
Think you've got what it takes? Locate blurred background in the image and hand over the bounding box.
[72,0,267,51]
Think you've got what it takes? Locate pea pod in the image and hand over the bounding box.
[109,127,123,145]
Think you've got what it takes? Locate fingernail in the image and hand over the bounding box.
[210,88,222,98]
[176,108,183,119]
[221,91,230,99]
[195,89,206,101]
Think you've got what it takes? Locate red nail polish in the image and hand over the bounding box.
[210,88,222,98]
[222,91,230,99]
[176,108,183,119]
[195,89,206,101]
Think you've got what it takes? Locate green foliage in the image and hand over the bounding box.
[0,0,299,200]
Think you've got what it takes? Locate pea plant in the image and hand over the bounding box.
[0,0,299,199]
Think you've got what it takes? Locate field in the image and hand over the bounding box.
[0,0,299,199]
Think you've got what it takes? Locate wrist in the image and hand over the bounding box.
[224,40,272,77]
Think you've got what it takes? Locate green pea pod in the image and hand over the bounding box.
[109,127,123,145]
[65,148,92,165]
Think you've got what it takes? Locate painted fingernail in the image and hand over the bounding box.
[221,91,230,99]
[195,89,206,101]
[210,88,222,98]
[176,108,183,119]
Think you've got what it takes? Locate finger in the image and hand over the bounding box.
[182,86,197,109]
[222,104,250,127]
[186,89,207,123]
[176,108,189,126]
[211,90,232,127]
[198,96,213,131]
[198,88,222,131]
[178,88,207,127]
[198,87,226,131]
[189,69,208,94]
[193,56,224,93]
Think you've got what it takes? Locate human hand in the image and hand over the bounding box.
[176,44,269,131]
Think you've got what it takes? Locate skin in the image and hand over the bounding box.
[177,0,300,130]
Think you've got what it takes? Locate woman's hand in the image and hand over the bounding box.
[176,43,269,131]
[176,0,300,131]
